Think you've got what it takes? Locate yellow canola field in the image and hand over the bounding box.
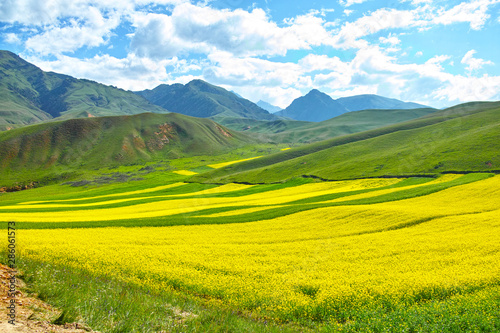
[322,173,462,204]
[173,170,198,176]
[0,178,398,222]
[207,156,262,169]
[15,176,500,321]
[0,183,253,211]
[19,182,187,205]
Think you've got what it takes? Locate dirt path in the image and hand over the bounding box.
[0,264,98,333]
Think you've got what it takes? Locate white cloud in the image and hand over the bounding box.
[293,46,500,108]
[434,74,500,102]
[129,3,336,59]
[25,7,121,55]
[0,0,184,25]
[344,9,354,16]
[232,86,302,109]
[26,53,200,91]
[401,0,432,5]
[379,34,401,45]
[433,0,499,30]
[204,51,303,88]
[461,49,494,72]
[2,32,21,44]
[332,8,425,49]
[299,54,351,74]
[415,51,423,57]
[339,0,370,7]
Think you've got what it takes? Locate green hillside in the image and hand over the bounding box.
[0,112,255,187]
[213,117,310,134]
[0,50,168,130]
[267,107,437,143]
[191,101,500,183]
[217,108,437,144]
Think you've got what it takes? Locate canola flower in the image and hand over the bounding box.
[322,173,462,204]
[0,178,398,221]
[207,156,262,169]
[11,175,500,323]
[19,182,187,205]
[172,170,198,176]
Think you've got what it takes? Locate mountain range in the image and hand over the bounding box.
[275,89,429,122]
[0,50,433,130]
[0,50,168,130]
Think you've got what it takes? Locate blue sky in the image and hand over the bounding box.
[1,0,499,108]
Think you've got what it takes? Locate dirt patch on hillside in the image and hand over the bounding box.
[0,264,98,333]
[216,125,232,138]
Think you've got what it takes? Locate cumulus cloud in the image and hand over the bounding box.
[204,51,303,88]
[27,53,200,90]
[2,32,21,44]
[332,8,425,49]
[433,0,498,30]
[4,0,500,109]
[25,7,121,55]
[0,0,185,25]
[339,0,370,7]
[130,4,336,59]
[461,50,494,73]
[379,34,401,45]
[434,74,500,102]
[291,46,500,107]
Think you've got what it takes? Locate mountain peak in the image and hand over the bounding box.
[275,90,348,122]
[307,89,325,96]
[136,81,276,121]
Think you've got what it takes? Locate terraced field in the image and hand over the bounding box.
[2,168,500,331]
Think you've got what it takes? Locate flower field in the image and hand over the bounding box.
[2,172,500,330]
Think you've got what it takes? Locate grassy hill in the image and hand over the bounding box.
[214,117,310,134]
[217,108,437,144]
[0,50,168,130]
[0,112,256,187]
[191,101,500,183]
[267,107,437,143]
[136,80,277,121]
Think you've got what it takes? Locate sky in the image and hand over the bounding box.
[0,0,499,109]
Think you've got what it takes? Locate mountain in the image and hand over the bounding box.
[0,50,168,130]
[136,80,277,121]
[337,94,429,111]
[191,101,500,183]
[256,100,282,113]
[0,112,255,187]
[275,89,349,122]
[275,89,431,122]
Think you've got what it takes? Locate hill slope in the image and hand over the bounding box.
[0,50,168,130]
[191,101,500,183]
[267,107,437,143]
[136,80,277,121]
[0,112,255,186]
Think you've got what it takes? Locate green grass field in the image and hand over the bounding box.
[1,101,499,332]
